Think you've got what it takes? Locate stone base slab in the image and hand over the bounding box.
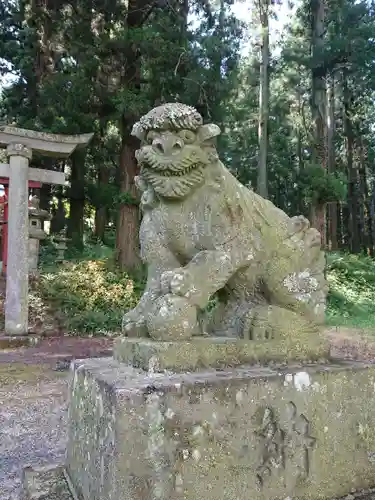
[114,335,330,372]
[65,357,375,500]
[21,464,375,500]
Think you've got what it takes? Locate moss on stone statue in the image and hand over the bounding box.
[122,103,327,343]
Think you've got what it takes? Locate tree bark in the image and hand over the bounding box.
[343,70,360,254]
[310,0,327,245]
[116,125,140,269]
[358,136,373,255]
[67,149,86,250]
[94,164,110,242]
[115,0,145,270]
[327,74,338,250]
[50,189,66,235]
[257,0,270,199]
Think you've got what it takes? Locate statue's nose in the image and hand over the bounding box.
[152,136,183,155]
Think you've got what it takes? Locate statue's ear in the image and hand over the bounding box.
[131,123,145,142]
[197,123,221,143]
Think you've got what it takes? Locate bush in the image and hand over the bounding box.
[326,252,375,328]
[37,258,145,335]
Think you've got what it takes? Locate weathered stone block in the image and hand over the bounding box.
[21,464,73,500]
[66,357,375,500]
[114,335,330,372]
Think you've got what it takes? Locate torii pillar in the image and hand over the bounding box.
[0,127,93,336]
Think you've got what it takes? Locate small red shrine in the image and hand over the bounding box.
[0,177,42,275]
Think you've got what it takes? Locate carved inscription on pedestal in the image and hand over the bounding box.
[253,402,316,489]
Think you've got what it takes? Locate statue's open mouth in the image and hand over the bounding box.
[142,162,201,177]
[137,146,203,176]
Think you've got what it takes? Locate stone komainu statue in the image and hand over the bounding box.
[122,103,327,341]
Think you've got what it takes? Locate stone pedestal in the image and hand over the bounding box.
[65,357,375,500]
[114,334,330,372]
[22,337,375,500]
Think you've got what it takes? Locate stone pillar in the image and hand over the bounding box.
[5,144,32,335]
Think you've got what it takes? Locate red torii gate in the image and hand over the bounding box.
[0,177,42,275]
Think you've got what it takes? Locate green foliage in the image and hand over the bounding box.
[38,258,145,335]
[297,165,347,205]
[327,252,375,328]
[86,181,119,210]
[115,191,139,207]
[39,239,60,267]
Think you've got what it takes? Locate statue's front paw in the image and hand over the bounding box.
[122,311,148,338]
[160,268,195,298]
[146,294,200,341]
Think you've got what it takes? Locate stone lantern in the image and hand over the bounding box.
[54,230,69,262]
[28,196,51,272]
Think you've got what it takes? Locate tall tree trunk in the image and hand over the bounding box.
[357,138,366,253]
[358,137,373,255]
[327,74,338,250]
[67,150,86,250]
[343,71,360,254]
[257,0,270,199]
[371,178,375,257]
[340,202,350,250]
[115,0,145,270]
[94,165,110,242]
[116,125,140,269]
[50,188,66,235]
[310,0,327,245]
[296,85,305,215]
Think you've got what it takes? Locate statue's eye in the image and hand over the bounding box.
[146,131,158,144]
[178,130,196,144]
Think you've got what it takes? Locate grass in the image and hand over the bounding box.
[326,252,375,329]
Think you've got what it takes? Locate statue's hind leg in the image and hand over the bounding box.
[264,248,327,324]
[240,239,328,342]
[240,229,327,341]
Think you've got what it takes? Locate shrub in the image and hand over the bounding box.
[326,252,375,328]
[37,258,145,335]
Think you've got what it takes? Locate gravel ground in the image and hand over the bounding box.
[0,337,114,500]
[1,329,375,499]
[0,373,68,500]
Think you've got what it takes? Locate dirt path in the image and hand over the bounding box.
[1,329,375,499]
[327,326,375,361]
[0,337,113,500]
[0,367,67,500]
[0,337,113,368]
